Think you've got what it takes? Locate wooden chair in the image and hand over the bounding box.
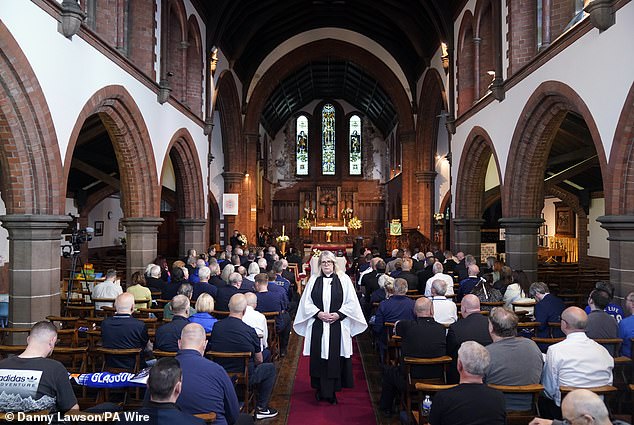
[488,383,543,424]
[0,327,31,345]
[402,356,452,424]
[206,351,253,413]
[194,412,218,424]
[65,304,95,319]
[212,310,230,319]
[153,349,178,358]
[262,311,280,360]
[384,322,400,366]
[137,307,164,322]
[93,347,142,405]
[56,328,79,347]
[413,383,457,424]
[46,315,79,329]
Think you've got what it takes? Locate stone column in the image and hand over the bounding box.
[499,217,543,282]
[597,215,634,297]
[177,218,207,259]
[415,171,437,239]
[473,37,481,98]
[453,218,484,261]
[122,217,164,282]
[541,0,552,49]
[0,214,71,330]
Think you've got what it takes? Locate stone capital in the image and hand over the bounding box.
[597,215,634,241]
[121,217,164,233]
[415,171,437,183]
[222,171,245,185]
[453,218,485,228]
[0,214,72,240]
[176,218,207,228]
[498,217,544,233]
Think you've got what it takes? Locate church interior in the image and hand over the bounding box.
[1,0,634,423]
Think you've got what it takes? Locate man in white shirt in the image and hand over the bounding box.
[429,279,457,325]
[425,262,454,297]
[92,269,122,310]
[242,292,269,356]
[542,306,613,409]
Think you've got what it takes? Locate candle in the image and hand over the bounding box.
[282,225,285,236]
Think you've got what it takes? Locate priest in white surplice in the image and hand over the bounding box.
[293,250,367,404]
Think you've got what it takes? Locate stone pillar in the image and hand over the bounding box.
[0,214,71,330]
[453,218,484,261]
[122,217,164,282]
[597,215,634,297]
[177,218,207,259]
[541,0,552,49]
[499,217,543,283]
[415,171,437,239]
[222,171,245,247]
[473,37,481,98]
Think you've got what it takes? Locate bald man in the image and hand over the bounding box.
[210,294,278,420]
[529,389,627,425]
[379,297,446,415]
[0,321,79,413]
[542,307,614,411]
[446,294,492,383]
[175,323,241,425]
[101,292,150,370]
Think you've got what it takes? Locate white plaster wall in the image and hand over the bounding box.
[0,195,8,265]
[162,155,176,191]
[542,197,560,238]
[484,155,500,192]
[1,1,211,217]
[451,2,634,211]
[87,196,125,248]
[588,197,609,258]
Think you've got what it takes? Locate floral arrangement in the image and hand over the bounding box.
[238,234,248,246]
[312,248,322,258]
[348,216,363,230]
[298,217,311,229]
[276,235,290,243]
[341,207,354,219]
[303,208,317,220]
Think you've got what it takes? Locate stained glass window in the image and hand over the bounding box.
[322,104,336,175]
[349,115,362,175]
[296,115,308,175]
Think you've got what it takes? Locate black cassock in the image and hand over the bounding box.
[309,274,354,398]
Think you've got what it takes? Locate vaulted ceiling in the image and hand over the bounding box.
[201,0,460,136]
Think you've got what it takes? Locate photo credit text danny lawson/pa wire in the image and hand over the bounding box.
[4,411,150,423]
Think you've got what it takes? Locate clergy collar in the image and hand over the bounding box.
[323,274,334,279]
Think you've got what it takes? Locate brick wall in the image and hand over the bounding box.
[458,25,475,115]
[185,24,203,118]
[94,0,118,47]
[507,0,537,76]
[167,11,185,103]
[550,0,576,40]
[128,0,156,77]
[478,5,495,99]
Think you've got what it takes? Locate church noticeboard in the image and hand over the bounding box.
[389,220,402,236]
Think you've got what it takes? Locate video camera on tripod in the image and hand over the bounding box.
[61,216,94,258]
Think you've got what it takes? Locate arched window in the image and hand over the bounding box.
[322,104,336,175]
[296,115,309,175]
[349,115,362,175]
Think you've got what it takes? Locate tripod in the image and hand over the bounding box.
[66,248,89,309]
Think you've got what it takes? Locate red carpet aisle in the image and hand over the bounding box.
[286,339,375,425]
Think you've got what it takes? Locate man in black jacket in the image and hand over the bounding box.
[446,294,492,383]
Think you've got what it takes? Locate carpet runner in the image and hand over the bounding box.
[286,339,375,425]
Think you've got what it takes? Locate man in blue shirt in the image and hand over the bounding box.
[176,323,242,425]
[210,294,278,420]
[584,280,624,323]
[529,281,565,343]
[254,273,291,356]
[154,295,190,352]
[457,264,480,302]
[272,260,291,300]
[619,292,634,357]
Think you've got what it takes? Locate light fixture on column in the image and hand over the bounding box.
[487,71,505,102]
[584,0,617,32]
[60,0,86,39]
[158,72,173,104]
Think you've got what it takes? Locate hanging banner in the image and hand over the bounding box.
[223,194,239,215]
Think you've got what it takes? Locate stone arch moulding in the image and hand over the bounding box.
[503,80,608,219]
[64,85,160,218]
[161,128,206,219]
[456,11,475,116]
[215,70,244,173]
[244,39,414,139]
[0,21,64,215]
[417,68,449,171]
[455,126,503,220]
[608,82,634,215]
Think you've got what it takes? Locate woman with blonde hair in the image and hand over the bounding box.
[189,293,218,332]
[294,250,367,404]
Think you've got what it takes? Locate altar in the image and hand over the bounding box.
[310,225,348,243]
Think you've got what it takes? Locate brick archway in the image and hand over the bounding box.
[414,68,448,236]
[457,11,475,115]
[503,81,608,218]
[607,82,634,215]
[162,128,205,220]
[455,126,502,219]
[64,85,160,218]
[216,71,244,173]
[244,39,414,138]
[0,22,64,215]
